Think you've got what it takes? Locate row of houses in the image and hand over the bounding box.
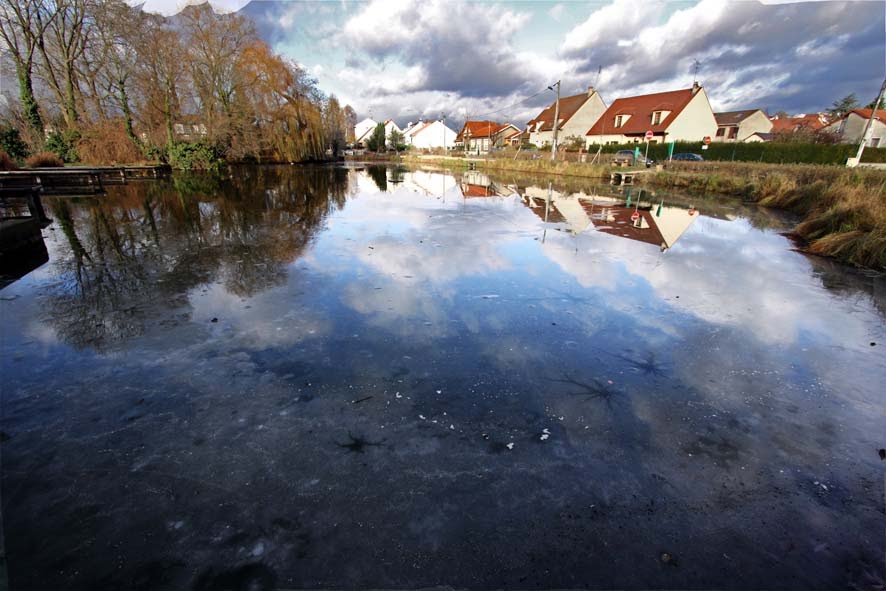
[353,117,458,149]
[355,83,886,152]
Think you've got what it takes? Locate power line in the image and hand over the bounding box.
[466,86,552,121]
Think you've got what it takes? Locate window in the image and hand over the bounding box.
[716,127,726,137]
[652,111,662,125]
[614,115,624,128]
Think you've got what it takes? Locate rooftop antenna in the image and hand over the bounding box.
[692,59,701,85]
[594,65,602,88]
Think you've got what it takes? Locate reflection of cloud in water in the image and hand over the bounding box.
[543,213,876,346]
[186,281,331,350]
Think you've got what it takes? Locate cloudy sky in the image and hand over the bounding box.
[138,0,886,127]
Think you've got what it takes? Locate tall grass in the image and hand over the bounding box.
[402,154,609,179]
[646,162,886,269]
[25,152,65,168]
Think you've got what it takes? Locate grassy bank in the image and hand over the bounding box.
[401,155,611,179]
[643,162,886,270]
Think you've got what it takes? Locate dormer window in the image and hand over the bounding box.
[652,110,671,125]
[614,114,630,128]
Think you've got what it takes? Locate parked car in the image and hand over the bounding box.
[671,153,704,161]
[612,149,654,167]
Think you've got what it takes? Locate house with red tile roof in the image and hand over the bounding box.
[822,109,886,147]
[526,86,606,147]
[585,83,717,146]
[456,121,521,153]
[768,113,829,134]
[713,109,772,142]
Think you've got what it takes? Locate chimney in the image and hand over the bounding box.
[587,86,595,97]
[692,81,701,94]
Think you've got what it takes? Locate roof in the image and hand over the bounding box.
[527,92,596,132]
[714,109,763,126]
[769,113,828,132]
[586,88,698,136]
[461,183,503,198]
[845,109,886,121]
[748,132,775,141]
[456,120,500,142]
[405,121,434,138]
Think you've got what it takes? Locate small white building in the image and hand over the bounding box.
[713,109,772,142]
[403,120,457,149]
[822,109,886,147]
[586,83,717,146]
[526,86,607,147]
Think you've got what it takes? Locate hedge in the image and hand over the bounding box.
[589,141,886,165]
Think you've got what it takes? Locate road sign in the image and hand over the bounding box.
[631,211,640,222]
[645,130,654,141]
[703,136,711,145]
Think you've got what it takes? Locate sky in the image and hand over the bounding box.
[135,0,886,128]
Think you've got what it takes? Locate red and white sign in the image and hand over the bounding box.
[645,130,654,141]
[703,136,711,145]
[631,211,640,222]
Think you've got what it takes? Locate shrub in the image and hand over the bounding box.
[75,120,142,164]
[25,152,65,168]
[44,130,80,163]
[166,141,225,171]
[0,126,29,161]
[591,140,886,165]
[0,149,19,170]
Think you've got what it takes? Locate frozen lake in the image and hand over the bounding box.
[1,164,884,589]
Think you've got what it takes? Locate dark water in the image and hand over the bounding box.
[1,165,884,590]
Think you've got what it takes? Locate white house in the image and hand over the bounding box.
[403,119,457,149]
[822,109,886,147]
[713,109,772,142]
[586,83,717,146]
[527,86,607,146]
[354,118,377,144]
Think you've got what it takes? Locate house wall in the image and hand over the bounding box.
[737,111,773,141]
[466,137,492,152]
[411,122,457,149]
[530,93,607,147]
[560,93,607,144]
[354,118,377,142]
[662,89,718,143]
[828,113,886,145]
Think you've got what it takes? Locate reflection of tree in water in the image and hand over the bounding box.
[43,166,350,350]
[366,165,387,192]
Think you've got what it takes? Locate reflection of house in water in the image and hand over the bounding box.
[459,171,518,199]
[1,192,51,288]
[522,186,699,251]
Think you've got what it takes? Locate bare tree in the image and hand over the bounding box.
[0,0,59,137]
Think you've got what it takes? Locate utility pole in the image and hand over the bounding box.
[849,77,886,167]
[549,80,561,161]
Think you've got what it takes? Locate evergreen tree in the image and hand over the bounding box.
[828,93,859,119]
[365,123,386,152]
[388,129,406,152]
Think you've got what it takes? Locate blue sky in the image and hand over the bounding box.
[137,0,886,126]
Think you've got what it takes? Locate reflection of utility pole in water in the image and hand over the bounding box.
[542,181,552,243]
